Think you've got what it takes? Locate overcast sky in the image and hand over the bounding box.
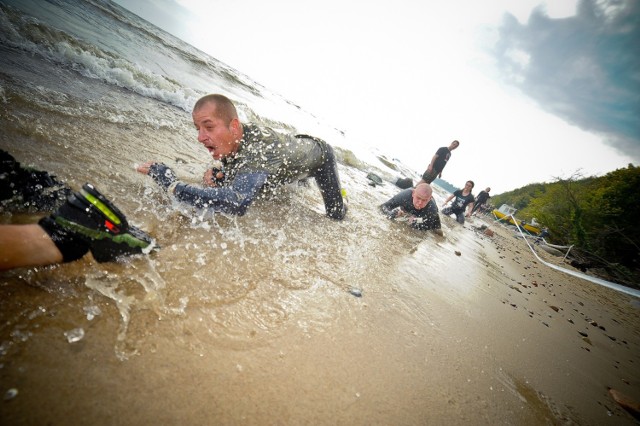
[114,0,639,194]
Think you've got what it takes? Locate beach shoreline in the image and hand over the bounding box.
[1,202,639,425]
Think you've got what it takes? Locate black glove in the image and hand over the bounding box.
[148,163,177,190]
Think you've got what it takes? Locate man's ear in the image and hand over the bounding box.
[230,118,242,139]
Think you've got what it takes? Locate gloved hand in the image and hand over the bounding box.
[148,163,177,190]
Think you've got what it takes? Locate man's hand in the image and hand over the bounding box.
[137,162,176,190]
[203,168,217,187]
[203,168,225,187]
[136,161,154,175]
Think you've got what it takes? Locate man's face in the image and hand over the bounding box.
[192,102,240,160]
[412,188,431,210]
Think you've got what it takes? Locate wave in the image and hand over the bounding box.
[0,2,200,111]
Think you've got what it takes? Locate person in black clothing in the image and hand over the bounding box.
[418,140,459,184]
[137,94,347,220]
[380,183,441,231]
[471,187,490,215]
[441,180,475,224]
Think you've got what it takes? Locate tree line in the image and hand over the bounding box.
[488,164,640,288]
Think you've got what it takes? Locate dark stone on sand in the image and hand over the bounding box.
[455,251,461,256]
[349,288,362,297]
[366,173,383,186]
[395,177,413,189]
[550,306,560,312]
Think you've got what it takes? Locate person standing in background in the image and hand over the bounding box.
[417,140,459,185]
[471,187,491,215]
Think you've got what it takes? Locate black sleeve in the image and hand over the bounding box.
[380,193,403,218]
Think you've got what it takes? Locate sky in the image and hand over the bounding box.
[114,0,639,194]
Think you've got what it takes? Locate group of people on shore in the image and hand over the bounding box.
[381,138,491,232]
[1,93,488,271]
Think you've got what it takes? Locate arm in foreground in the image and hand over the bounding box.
[380,194,404,218]
[173,172,268,215]
[138,162,268,215]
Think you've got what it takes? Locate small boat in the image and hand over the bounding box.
[492,204,541,235]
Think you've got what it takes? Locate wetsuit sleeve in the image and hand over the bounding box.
[172,172,268,215]
[380,194,402,218]
[148,163,177,189]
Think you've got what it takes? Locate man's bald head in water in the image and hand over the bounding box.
[411,183,433,210]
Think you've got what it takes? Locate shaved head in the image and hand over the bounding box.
[193,94,238,125]
[414,183,432,198]
[412,183,433,210]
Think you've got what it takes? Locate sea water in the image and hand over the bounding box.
[0,0,521,421]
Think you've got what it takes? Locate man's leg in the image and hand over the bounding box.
[419,169,438,185]
[312,144,346,220]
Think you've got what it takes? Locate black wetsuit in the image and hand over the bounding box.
[161,123,346,219]
[0,149,70,211]
[471,190,490,213]
[380,189,441,231]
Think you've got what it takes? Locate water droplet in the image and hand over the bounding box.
[4,388,18,401]
[64,328,85,343]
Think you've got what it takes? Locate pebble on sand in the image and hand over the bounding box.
[349,288,362,297]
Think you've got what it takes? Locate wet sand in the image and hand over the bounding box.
[1,174,639,425]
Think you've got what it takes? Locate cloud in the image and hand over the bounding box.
[492,0,640,162]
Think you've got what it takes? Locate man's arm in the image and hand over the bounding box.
[173,172,268,215]
[139,162,268,215]
[380,193,404,218]
[426,152,439,174]
[465,202,474,217]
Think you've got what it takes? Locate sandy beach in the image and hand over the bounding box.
[1,182,639,425]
